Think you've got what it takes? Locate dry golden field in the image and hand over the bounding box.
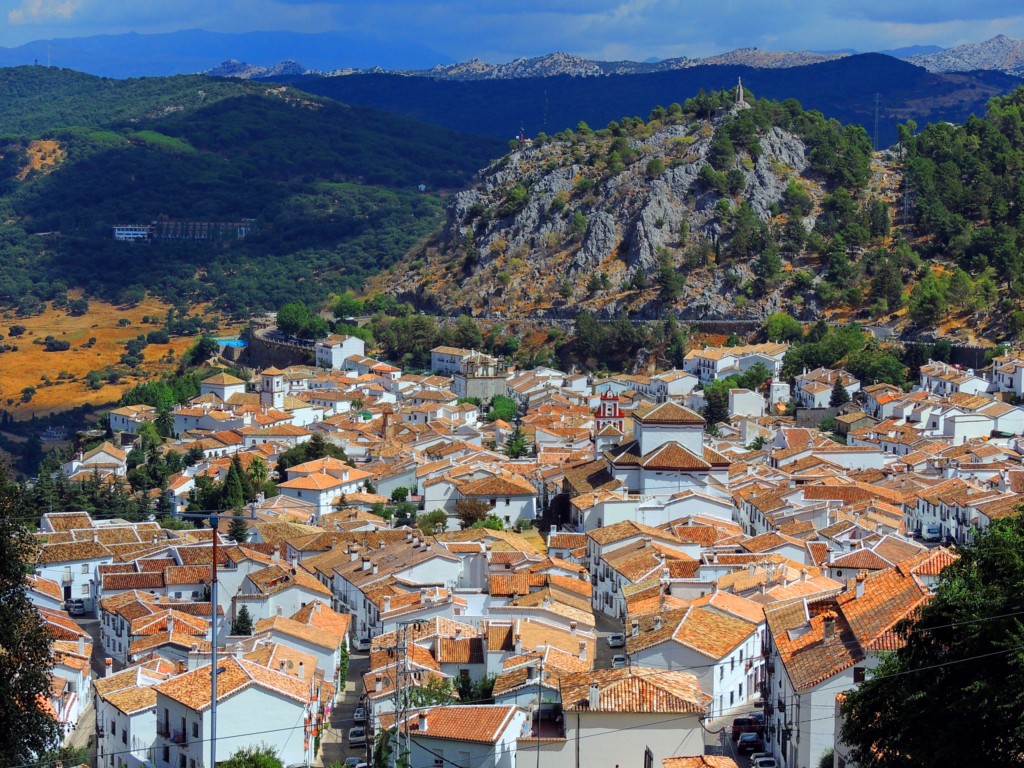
[0,295,237,420]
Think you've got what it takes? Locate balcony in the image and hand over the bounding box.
[156,722,171,738]
[171,729,187,745]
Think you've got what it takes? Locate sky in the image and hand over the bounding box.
[2,0,1024,61]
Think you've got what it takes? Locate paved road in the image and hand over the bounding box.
[66,614,103,766]
[592,610,626,669]
[317,652,370,767]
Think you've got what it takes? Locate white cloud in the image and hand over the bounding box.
[8,0,80,24]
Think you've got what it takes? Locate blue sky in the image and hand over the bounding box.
[2,0,1023,61]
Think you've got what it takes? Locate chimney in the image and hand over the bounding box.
[298,661,305,678]
[350,548,360,562]
[578,641,587,661]
[290,555,298,570]
[653,615,662,631]
[588,681,601,710]
[855,572,867,599]
[822,611,837,641]
[419,711,429,733]
[167,616,174,635]
[104,657,113,677]
[455,627,463,641]
[569,621,577,636]
[801,569,809,582]
[514,634,523,654]
[92,532,99,543]
[78,636,86,656]
[383,596,392,613]
[372,563,378,575]
[630,618,640,637]
[362,557,371,571]
[375,673,383,693]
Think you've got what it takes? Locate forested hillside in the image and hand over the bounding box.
[377,87,1024,345]
[0,68,503,315]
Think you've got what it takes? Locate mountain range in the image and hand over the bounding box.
[5,29,1024,81]
[274,54,1021,148]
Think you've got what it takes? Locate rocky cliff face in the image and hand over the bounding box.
[380,103,832,322]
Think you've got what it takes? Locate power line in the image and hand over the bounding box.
[18,635,1021,768]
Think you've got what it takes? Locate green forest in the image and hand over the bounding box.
[0,67,503,315]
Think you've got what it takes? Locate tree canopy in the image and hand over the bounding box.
[841,513,1024,767]
[0,466,60,764]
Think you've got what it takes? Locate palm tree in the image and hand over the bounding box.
[247,456,268,488]
[154,408,174,438]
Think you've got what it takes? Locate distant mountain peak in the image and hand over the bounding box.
[909,34,1024,76]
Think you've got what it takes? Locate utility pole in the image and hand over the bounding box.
[210,518,219,768]
[535,655,543,768]
[873,93,881,152]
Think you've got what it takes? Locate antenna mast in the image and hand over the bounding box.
[873,93,881,151]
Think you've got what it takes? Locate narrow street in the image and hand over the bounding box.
[65,614,104,766]
[317,651,370,767]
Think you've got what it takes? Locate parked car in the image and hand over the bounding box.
[611,654,628,669]
[67,599,86,616]
[607,633,625,648]
[343,759,363,768]
[348,727,367,748]
[352,637,372,652]
[731,716,761,740]
[752,758,778,768]
[353,706,367,724]
[749,752,772,763]
[737,732,763,754]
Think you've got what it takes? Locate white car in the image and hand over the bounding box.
[607,633,625,648]
[348,727,367,748]
[611,654,628,668]
[352,637,372,652]
[752,758,778,768]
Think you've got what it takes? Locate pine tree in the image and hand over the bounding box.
[0,465,60,762]
[222,461,245,510]
[504,425,530,459]
[228,510,249,543]
[231,605,254,636]
[829,379,851,407]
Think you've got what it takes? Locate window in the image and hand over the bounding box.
[192,722,199,738]
[111,721,116,736]
[853,667,866,683]
[80,585,90,596]
[179,756,186,768]
[162,747,169,764]
[82,564,90,573]
[504,498,510,506]
[122,729,127,745]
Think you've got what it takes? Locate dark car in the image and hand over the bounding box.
[737,732,763,754]
[731,716,761,740]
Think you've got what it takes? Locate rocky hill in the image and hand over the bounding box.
[205,59,306,79]
[909,35,1024,76]
[378,91,886,323]
[404,49,847,80]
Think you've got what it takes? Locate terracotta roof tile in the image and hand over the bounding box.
[559,668,707,713]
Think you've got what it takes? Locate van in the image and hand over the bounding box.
[921,525,941,542]
[731,716,761,740]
